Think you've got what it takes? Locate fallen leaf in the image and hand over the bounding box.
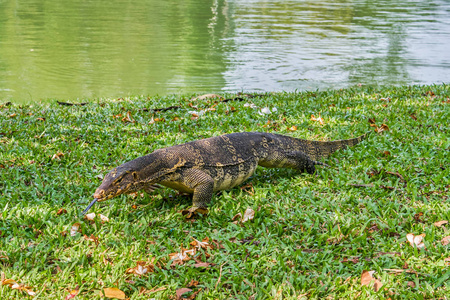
[426,90,436,97]
[406,233,426,249]
[434,220,448,227]
[52,152,64,160]
[57,208,67,215]
[441,236,450,246]
[176,288,192,300]
[368,118,376,124]
[70,223,81,236]
[1,275,36,296]
[9,113,17,118]
[83,234,99,245]
[311,113,324,125]
[287,125,297,131]
[414,212,424,222]
[193,262,214,268]
[260,107,272,115]
[383,151,391,157]
[36,117,46,121]
[84,213,96,221]
[373,123,389,133]
[410,114,417,121]
[126,260,154,276]
[242,208,255,223]
[99,214,109,222]
[169,248,195,266]
[65,289,79,300]
[407,281,415,288]
[187,279,199,287]
[121,111,134,123]
[361,270,383,292]
[190,237,213,250]
[231,213,242,222]
[102,287,126,299]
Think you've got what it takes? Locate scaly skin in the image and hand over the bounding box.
[84,132,368,217]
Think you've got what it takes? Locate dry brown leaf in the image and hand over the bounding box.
[52,152,65,160]
[444,257,450,265]
[242,208,255,223]
[406,233,426,249]
[65,289,79,300]
[193,262,214,268]
[1,275,36,296]
[126,260,154,276]
[407,281,415,288]
[231,213,242,222]
[310,113,324,125]
[83,234,99,245]
[99,214,109,222]
[368,118,376,124]
[287,125,297,132]
[187,279,199,288]
[190,237,213,250]
[121,111,134,123]
[84,212,96,221]
[169,248,195,266]
[102,287,126,299]
[373,123,389,133]
[70,223,81,236]
[9,113,17,118]
[176,288,192,300]
[441,236,450,246]
[434,220,448,227]
[360,270,383,292]
[36,117,45,121]
[57,208,67,215]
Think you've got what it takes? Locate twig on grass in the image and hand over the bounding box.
[141,105,181,112]
[348,183,396,190]
[215,262,227,290]
[57,101,88,106]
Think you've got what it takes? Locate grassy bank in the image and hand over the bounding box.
[0,84,449,299]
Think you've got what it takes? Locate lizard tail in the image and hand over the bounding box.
[304,132,369,161]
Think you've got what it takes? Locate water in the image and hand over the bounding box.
[0,0,449,103]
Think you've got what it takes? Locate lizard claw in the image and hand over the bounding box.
[181,206,209,219]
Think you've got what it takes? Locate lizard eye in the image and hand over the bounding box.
[114,176,124,184]
[132,172,138,180]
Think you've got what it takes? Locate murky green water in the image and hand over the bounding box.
[1,0,449,102]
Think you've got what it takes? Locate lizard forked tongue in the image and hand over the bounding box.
[81,198,98,215]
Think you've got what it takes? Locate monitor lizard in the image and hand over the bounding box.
[82,131,368,218]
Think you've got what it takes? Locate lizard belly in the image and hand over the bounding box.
[212,161,257,191]
[159,180,194,194]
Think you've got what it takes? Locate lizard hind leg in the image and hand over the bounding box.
[284,151,325,174]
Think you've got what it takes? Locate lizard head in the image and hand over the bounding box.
[93,167,140,202]
[81,167,141,215]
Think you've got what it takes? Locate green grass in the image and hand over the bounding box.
[0,84,449,299]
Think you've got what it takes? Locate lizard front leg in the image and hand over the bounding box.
[179,169,214,218]
[159,169,215,217]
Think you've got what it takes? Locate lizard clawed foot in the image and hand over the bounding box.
[181,206,209,219]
